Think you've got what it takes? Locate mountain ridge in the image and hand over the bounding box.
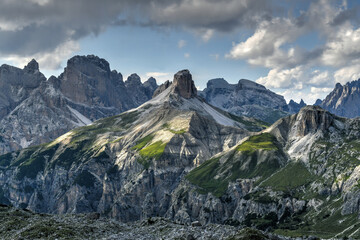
[0,55,158,155]
[318,79,360,118]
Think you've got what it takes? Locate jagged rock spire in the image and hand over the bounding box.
[24,59,39,73]
[172,69,197,99]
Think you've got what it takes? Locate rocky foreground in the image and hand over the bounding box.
[0,205,304,240]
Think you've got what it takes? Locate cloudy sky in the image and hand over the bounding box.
[0,0,359,103]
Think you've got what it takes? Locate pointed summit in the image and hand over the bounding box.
[125,73,141,85]
[24,59,39,73]
[172,69,197,99]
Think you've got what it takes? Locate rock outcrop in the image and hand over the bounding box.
[0,60,45,120]
[319,79,360,118]
[153,80,172,98]
[172,70,197,99]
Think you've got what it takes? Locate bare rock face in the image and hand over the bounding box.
[0,60,45,120]
[125,74,154,105]
[143,77,158,99]
[152,80,172,98]
[199,78,289,123]
[172,70,197,99]
[319,79,360,118]
[59,55,129,109]
[294,105,334,137]
[24,59,40,73]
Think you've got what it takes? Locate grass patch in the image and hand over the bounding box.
[132,134,167,168]
[50,141,91,170]
[229,113,269,132]
[186,157,225,197]
[162,123,186,134]
[261,161,317,191]
[139,141,167,160]
[168,129,186,134]
[132,134,154,151]
[15,145,58,180]
[236,133,278,154]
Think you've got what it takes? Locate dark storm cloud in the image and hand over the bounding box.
[0,0,273,59]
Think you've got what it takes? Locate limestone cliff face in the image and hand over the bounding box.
[172,70,197,99]
[153,80,171,98]
[319,79,360,118]
[0,55,158,154]
[0,60,45,119]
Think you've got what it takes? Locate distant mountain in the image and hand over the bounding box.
[318,79,360,118]
[198,78,289,123]
[0,55,157,154]
[287,99,306,113]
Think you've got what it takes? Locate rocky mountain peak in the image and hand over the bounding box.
[66,55,111,73]
[144,77,157,86]
[335,82,342,89]
[152,80,172,98]
[288,99,306,114]
[314,99,323,105]
[172,69,197,99]
[24,59,39,73]
[295,105,334,136]
[236,79,266,91]
[125,74,142,86]
[319,79,360,118]
[207,78,232,89]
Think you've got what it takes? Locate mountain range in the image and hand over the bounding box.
[1,55,360,239]
[0,55,158,155]
[0,55,306,157]
[0,68,359,239]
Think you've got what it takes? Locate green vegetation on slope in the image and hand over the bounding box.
[186,157,226,197]
[132,135,154,151]
[236,133,278,154]
[139,141,167,160]
[162,123,186,134]
[228,113,270,132]
[187,133,282,197]
[261,161,316,191]
[132,134,167,169]
[0,110,140,177]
